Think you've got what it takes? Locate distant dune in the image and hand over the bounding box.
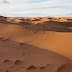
[0,16,72,72]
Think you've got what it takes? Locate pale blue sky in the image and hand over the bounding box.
[0,0,72,17]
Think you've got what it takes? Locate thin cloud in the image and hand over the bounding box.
[0,0,72,17]
[0,0,10,4]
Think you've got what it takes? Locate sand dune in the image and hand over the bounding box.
[0,38,71,72]
[0,16,72,72]
[0,23,72,59]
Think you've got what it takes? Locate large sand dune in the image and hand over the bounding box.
[0,16,72,72]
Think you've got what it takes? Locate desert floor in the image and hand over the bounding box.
[0,16,72,72]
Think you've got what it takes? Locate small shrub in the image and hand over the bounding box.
[3,60,10,63]
[20,43,24,46]
[14,60,21,64]
[40,66,45,69]
[6,70,8,72]
[27,65,36,70]
[57,64,65,72]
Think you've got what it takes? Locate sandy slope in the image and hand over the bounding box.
[0,23,72,59]
[0,16,72,72]
[0,39,70,72]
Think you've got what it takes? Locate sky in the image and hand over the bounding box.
[0,0,72,17]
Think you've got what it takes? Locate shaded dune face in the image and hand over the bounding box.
[24,21,72,32]
[0,38,71,72]
[57,63,72,72]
